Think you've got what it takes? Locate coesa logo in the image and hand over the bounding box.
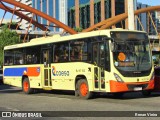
[52,66,56,76]
[52,66,69,76]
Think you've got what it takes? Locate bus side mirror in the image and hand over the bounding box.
[111,42,116,52]
[109,38,116,52]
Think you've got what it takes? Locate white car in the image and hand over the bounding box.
[0,69,3,84]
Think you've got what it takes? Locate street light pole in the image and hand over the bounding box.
[128,0,135,30]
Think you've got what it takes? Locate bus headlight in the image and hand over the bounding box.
[114,73,124,83]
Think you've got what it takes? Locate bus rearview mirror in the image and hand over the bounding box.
[111,42,116,52]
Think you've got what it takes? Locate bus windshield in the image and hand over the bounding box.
[111,32,152,76]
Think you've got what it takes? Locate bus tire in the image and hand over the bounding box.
[75,82,79,97]
[22,78,34,94]
[142,90,151,96]
[77,79,93,99]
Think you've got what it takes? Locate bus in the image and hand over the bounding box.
[150,38,160,91]
[3,29,154,99]
[152,51,160,91]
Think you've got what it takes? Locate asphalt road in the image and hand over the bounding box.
[0,84,160,120]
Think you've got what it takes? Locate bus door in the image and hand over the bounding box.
[92,42,106,91]
[42,49,52,87]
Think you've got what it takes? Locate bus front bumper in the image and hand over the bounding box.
[109,80,154,93]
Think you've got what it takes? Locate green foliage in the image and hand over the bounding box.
[74,27,83,32]
[2,23,10,30]
[0,28,19,66]
[1,22,18,30]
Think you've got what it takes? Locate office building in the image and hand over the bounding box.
[137,2,157,35]
[15,0,158,35]
[68,0,138,29]
[32,0,91,32]
[156,11,160,33]
[15,0,32,30]
[32,0,68,32]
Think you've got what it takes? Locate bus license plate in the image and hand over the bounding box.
[134,87,142,91]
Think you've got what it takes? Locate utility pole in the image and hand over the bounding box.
[128,0,135,30]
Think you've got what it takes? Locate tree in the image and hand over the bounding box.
[74,27,83,32]
[0,27,20,66]
[1,22,20,30]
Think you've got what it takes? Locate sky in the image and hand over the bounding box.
[0,0,159,19]
[137,0,160,6]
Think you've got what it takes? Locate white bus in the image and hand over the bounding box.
[3,29,154,99]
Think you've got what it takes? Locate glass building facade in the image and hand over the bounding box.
[32,0,67,32]
[32,0,155,33]
[32,0,91,32]
[68,0,125,29]
[137,3,157,35]
[31,0,128,31]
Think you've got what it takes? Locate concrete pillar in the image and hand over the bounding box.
[90,0,94,26]
[147,13,150,33]
[101,0,105,21]
[128,0,135,30]
[125,0,128,29]
[75,0,80,28]
[111,0,115,28]
[40,0,43,24]
[53,0,56,31]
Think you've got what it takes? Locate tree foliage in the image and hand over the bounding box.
[2,22,18,30]
[74,27,83,32]
[0,28,20,66]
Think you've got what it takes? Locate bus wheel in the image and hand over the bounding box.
[75,83,79,97]
[22,78,33,94]
[77,79,93,99]
[142,90,151,96]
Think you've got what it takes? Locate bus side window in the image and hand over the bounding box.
[54,55,59,62]
[14,49,24,65]
[100,44,105,66]
[63,46,69,62]
[70,39,88,62]
[26,55,32,64]
[74,47,79,60]
[105,41,110,71]
[54,50,59,62]
[53,45,60,63]
[54,43,69,62]
[19,57,24,64]
[93,44,98,64]
[4,59,10,65]
[70,49,75,61]
[25,46,40,64]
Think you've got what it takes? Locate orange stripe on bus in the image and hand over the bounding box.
[147,79,154,90]
[26,67,40,76]
[109,80,128,92]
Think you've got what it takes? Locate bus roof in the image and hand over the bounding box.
[4,29,146,50]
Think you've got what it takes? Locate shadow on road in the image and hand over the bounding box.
[0,84,22,93]
[92,91,160,100]
[1,84,160,100]
[34,89,75,98]
[34,89,160,100]
[0,84,13,90]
